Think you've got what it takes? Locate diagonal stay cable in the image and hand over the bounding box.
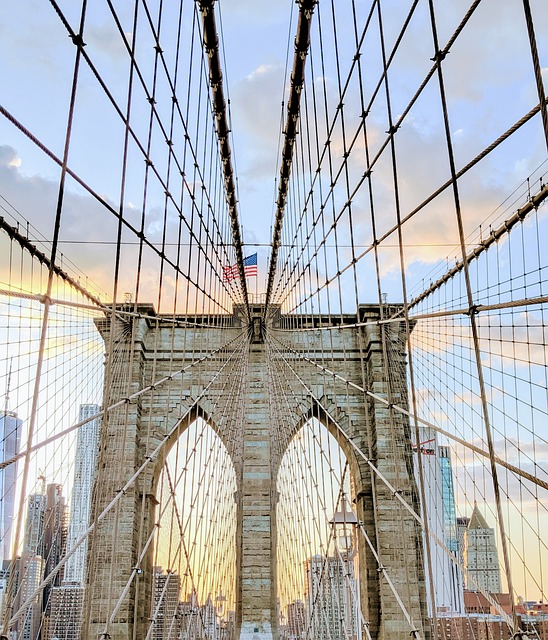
[50,0,238,296]
[0,103,235,314]
[101,339,247,637]
[0,328,247,472]
[273,294,548,335]
[197,0,250,318]
[7,328,249,628]
[272,0,482,308]
[283,98,548,313]
[404,182,548,313]
[264,0,317,313]
[266,331,515,629]
[268,331,548,493]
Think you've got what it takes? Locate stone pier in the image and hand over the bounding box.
[82,303,428,640]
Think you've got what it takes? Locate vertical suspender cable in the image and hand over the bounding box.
[197,0,250,321]
[264,0,317,316]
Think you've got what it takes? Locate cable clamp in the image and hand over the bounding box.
[69,33,86,48]
[430,49,447,63]
[466,305,478,316]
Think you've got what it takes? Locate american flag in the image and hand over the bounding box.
[223,253,258,282]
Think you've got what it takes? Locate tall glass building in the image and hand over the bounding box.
[414,430,464,614]
[64,403,101,584]
[0,410,22,564]
[46,404,101,640]
[438,446,464,613]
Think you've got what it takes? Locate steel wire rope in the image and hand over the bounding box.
[4,0,239,313]
[157,336,246,558]
[0,0,91,630]
[267,330,515,626]
[408,312,548,475]
[282,97,547,315]
[438,293,548,602]
[521,0,548,151]
[278,426,340,640]
[268,330,396,640]
[264,0,317,313]
[269,0,422,308]
[106,0,242,302]
[0,327,246,475]
[266,330,328,624]
[426,0,523,631]
[146,412,234,640]
[8,329,249,629]
[331,470,374,640]
[95,0,157,625]
[0,102,235,315]
[373,0,439,626]
[271,0,482,311]
[269,328,548,493]
[197,0,250,315]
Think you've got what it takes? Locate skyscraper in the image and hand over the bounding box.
[439,446,465,613]
[456,516,470,568]
[46,403,100,640]
[46,584,85,640]
[0,410,22,564]
[152,567,181,639]
[305,554,358,640]
[13,481,47,640]
[23,486,46,557]
[413,430,464,614]
[43,483,67,609]
[0,410,22,614]
[63,403,100,584]
[465,503,502,594]
[287,599,305,638]
[10,481,68,638]
[13,552,44,640]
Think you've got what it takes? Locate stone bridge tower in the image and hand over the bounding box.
[82,303,428,640]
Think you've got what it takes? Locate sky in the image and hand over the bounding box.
[0,0,547,614]
[0,0,545,306]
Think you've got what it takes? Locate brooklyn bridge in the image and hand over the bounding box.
[0,0,547,638]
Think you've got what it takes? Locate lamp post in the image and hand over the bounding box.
[330,498,360,640]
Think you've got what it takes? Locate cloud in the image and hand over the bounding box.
[86,23,131,63]
[0,146,21,168]
[232,63,286,182]
[0,145,238,313]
